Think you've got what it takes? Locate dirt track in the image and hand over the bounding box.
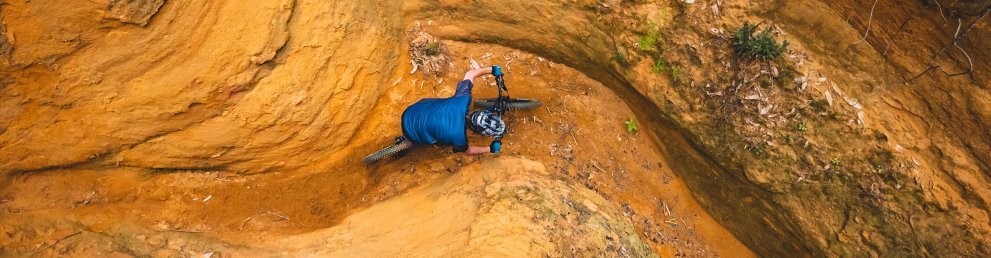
[3,0,991,257]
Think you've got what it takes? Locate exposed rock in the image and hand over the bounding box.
[0,21,11,65]
[105,0,166,26]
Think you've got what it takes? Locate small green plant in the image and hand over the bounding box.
[797,121,809,131]
[624,119,639,133]
[651,59,683,82]
[638,23,661,52]
[830,157,841,166]
[425,42,442,56]
[732,22,789,61]
[651,60,667,73]
[670,65,682,80]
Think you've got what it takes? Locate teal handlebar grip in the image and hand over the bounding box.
[490,140,502,153]
[492,65,504,76]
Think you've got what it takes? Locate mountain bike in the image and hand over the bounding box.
[363,65,540,164]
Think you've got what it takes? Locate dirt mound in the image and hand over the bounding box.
[1,157,656,257]
[266,157,655,257]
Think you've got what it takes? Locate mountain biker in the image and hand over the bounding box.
[400,66,505,155]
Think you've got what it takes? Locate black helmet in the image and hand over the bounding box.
[467,109,506,137]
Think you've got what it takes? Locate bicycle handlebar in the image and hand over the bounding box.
[492,65,504,76]
[490,139,502,153]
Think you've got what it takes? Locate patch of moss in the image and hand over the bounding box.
[614,52,629,66]
[651,59,667,73]
[638,23,661,52]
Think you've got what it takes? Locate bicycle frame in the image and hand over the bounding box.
[492,66,509,117]
[490,66,508,152]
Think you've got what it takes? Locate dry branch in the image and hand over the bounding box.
[934,0,949,23]
[907,6,990,82]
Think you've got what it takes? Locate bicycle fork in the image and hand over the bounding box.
[490,65,506,153]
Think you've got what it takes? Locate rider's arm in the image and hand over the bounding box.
[465,146,490,155]
[463,67,493,83]
[453,66,493,97]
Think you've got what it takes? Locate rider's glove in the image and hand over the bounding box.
[492,66,503,76]
[490,140,502,153]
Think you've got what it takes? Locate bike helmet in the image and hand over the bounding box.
[468,109,506,137]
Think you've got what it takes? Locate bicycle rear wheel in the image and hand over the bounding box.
[473,98,542,109]
[363,137,414,164]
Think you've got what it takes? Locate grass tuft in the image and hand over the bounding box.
[732,22,789,61]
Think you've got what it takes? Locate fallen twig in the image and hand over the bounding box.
[532,116,545,126]
[43,231,83,250]
[264,211,290,221]
[933,0,949,23]
[568,128,579,146]
[240,217,253,230]
[882,13,917,57]
[908,7,989,82]
[160,229,206,233]
[590,160,606,172]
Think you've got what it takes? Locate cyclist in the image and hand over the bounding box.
[399,66,505,155]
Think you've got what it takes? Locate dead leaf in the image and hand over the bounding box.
[469,58,480,69]
[760,104,774,115]
[824,90,833,106]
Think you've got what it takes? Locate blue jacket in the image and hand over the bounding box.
[401,80,473,152]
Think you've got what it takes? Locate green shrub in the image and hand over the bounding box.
[732,22,789,61]
[425,42,442,56]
